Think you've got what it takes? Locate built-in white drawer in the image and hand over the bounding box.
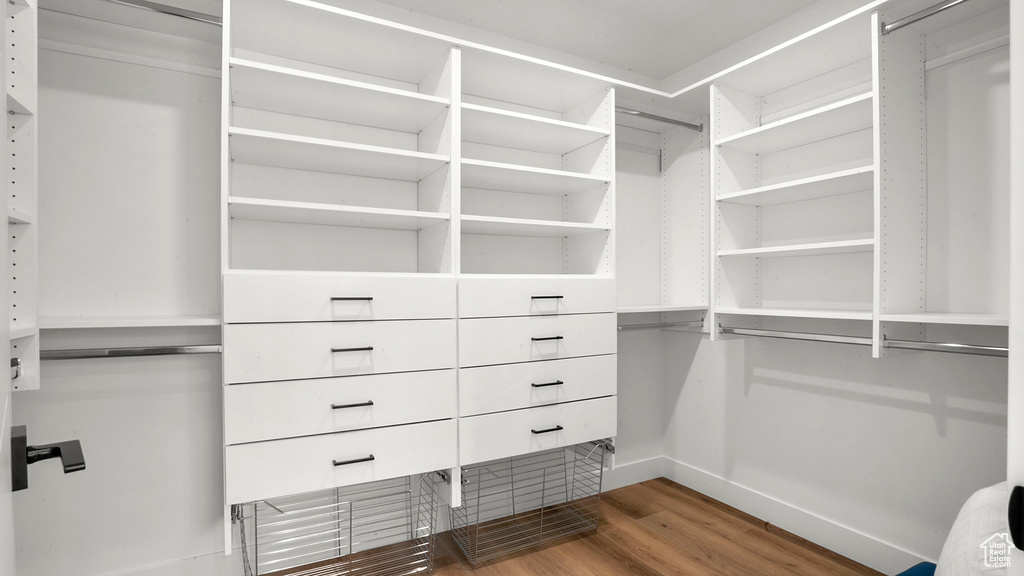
[224,319,455,383]
[225,369,456,444]
[458,396,616,465]
[458,313,616,368]
[223,271,455,323]
[459,355,616,417]
[459,276,615,318]
[225,419,456,504]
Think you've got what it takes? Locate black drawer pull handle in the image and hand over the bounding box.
[531,425,564,435]
[332,400,374,410]
[331,297,374,301]
[531,295,564,300]
[333,455,375,467]
[531,380,564,388]
[531,336,563,342]
[331,346,374,353]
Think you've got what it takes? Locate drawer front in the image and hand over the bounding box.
[225,369,456,444]
[224,272,455,323]
[459,355,616,417]
[458,313,616,368]
[459,277,615,318]
[225,419,457,504]
[224,319,455,383]
[459,397,616,465]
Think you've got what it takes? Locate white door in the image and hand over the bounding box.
[1008,1,1024,573]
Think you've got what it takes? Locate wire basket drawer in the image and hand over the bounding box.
[239,473,443,576]
[450,442,608,565]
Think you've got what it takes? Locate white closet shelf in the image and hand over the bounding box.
[715,307,873,321]
[229,197,450,231]
[462,158,610,196]
[38,315,222,329]
[461,215,609,238]
[617,305,708,313]
[879,312,1009,327]
[230,58,450,132]
[233,0,455,86]
[717,238,874,258]
[715,92,873,154]
[461,48,615,115]
[705,12,871,100]
[717,165,874,206]
[229,128,449,181]
[461,103,608,155]
[8,207,33,225]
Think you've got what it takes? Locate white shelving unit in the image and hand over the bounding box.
[615,113,707,318]
[874,0,1011,352]
[221,0,619,551]
[709,9,876,338]
[6,0,39,391]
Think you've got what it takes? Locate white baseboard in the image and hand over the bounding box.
[660,456,929,575]
[107,550,241,576]
[603,455,667,491]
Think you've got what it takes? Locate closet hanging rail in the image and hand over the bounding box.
[884,338,1007,358]
[719,327,873,347]
[719,326,1008,357]
[615,106,703,132]
[618,320,704,332]
[41,345,222,361]
[101,0,222,26]
[880,0,974,35]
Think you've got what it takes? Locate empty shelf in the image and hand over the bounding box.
[229,127,449,181]
[879,312,1009,327]
[462,159,610,195]
[718,238,874,258]
[230,58,450,132]
[717,165,874,206]
[462,103,608,155]
[461,215,609,237]
[715,92,873,154]
[229,197,449,231]
[715,307,873,321]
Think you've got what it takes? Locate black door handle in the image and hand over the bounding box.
[11,425,86,492]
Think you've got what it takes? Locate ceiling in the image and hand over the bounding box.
[365,0,822,80]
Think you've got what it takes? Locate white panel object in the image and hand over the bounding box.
[223,319,455,383]
[458,396,617,465]
[7,0,37,390]
[225,419,456,504]
[458,313,617,368]
[223,272,455,322]
[459,355,616,417]
[458,276,615,318]
[224,369,456,444]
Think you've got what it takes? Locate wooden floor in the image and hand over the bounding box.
[433,477,885,576]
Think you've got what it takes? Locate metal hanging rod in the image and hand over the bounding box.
[720,326,873,347]
[884,338,1007,358]
[881,0,974,35]
[41,345,222,361]
[720,326,1008,357]
[615,106,703,132]
[618,320,704,332]
[101,0,223,26]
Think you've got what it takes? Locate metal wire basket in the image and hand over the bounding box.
[239,473,443,576]
[450,442,608,565]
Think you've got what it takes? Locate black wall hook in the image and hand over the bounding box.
[11,425,86,492]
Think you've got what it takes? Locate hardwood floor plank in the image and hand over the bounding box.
[432,478,882,576]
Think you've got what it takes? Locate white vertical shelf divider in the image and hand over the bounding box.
[872,10,927,358]
[7,0,38,391]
